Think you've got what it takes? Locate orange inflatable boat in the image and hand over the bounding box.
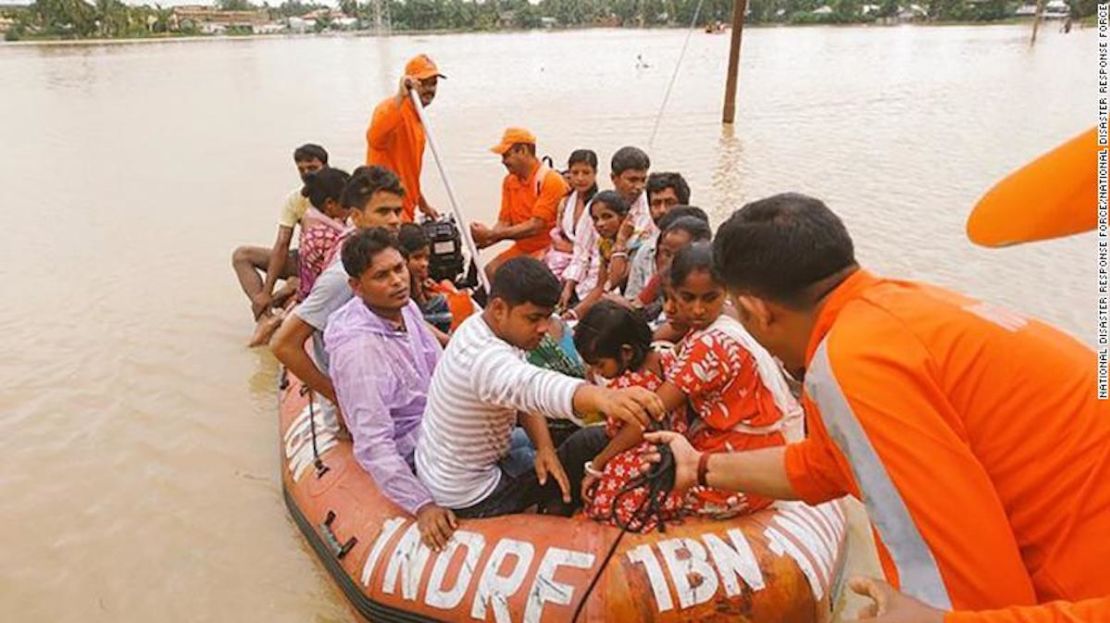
[280,374,848,622]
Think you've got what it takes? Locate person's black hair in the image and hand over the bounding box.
[293,143,328,165]
[657,205,709,231]
[567,149,599,203]
[341,165,405,211]
[300,167,350,210]
[573,300,653,372]
[669,242,720,289]
[490,257,560,308]
[662,216,712,243]
[610,146,650,176]
[646,172,691,204]
[341,227,401,279]
[397,223,430,258]
[713,192,856,309]
[589,190,630,218]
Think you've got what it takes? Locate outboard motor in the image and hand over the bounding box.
[421,217,466,284]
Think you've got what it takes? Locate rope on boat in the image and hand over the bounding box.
[571,424,677,622]
[301,384,331,478]
[647,0,708,150]
[409,89,492,294]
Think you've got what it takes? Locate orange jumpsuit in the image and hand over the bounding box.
[782,270,1109,617]
[365,96,425,222]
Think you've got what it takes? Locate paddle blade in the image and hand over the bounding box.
[967,128,1098,247]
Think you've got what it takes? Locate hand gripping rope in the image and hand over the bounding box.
[571,420,677,622]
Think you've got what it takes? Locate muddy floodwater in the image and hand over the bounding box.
[0,23,1092,621]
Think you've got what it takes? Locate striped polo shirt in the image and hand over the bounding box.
[415,314,582,509]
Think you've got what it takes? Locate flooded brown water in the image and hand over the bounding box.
[0,24,1092,621]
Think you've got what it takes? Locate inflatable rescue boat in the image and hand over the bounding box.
[280,374,848,622]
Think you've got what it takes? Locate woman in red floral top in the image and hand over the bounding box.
[296,168,351,301]
[655,243,800,518]
[574,301,687,532]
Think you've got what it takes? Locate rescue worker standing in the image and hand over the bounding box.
[365,54,442,222]
[647,192,1109,621]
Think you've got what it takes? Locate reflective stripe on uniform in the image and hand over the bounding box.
[805,337,953,610]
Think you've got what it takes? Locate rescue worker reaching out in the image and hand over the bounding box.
[646,192,1109,622]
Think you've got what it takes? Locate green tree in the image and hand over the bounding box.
[218,0,256,11]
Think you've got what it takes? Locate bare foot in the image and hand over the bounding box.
[248,311,284,347]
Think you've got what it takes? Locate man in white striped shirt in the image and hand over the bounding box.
[415,257,664,518]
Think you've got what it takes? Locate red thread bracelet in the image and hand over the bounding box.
[697,452,711,488]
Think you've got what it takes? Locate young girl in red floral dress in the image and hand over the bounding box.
[574,301,687,532]
[656,243,803,517]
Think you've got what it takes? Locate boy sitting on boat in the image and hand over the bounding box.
[415,257,664,519]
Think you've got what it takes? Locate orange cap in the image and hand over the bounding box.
[967,128,1097,247]
[490,127,537,155]
[405,54,445,80]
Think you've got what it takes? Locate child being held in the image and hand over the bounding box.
[575,301,687,532]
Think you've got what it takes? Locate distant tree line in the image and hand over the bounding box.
[2,0,1094,41]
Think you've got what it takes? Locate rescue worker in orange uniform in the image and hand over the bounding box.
[470,127,568,284]
[365,54,442,223]
[647,190,1109,622]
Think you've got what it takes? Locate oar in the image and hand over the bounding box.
[409,89,491,293]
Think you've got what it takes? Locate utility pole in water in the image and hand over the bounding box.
[722,0,749,124]
[1030,0,1046,44]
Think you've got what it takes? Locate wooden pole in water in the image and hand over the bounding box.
[722,0,748,124]
[1030,0,1046,44]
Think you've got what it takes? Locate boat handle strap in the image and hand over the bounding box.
[319,510,358,560]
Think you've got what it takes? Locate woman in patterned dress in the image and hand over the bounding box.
[655,243,802,518]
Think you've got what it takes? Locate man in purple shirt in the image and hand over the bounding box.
[323,227,457,550]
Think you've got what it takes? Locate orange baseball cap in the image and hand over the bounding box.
[490,127,537,155]
[967,127,1096,247]
[405,54,445,80]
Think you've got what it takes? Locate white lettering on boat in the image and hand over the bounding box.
[703,529,766,595]
[425,530,486,611]
[347,503,844,619]
[658,538,720,609]
[626,544,675,612]
[765,526,825,600]
[283,402,339,482]
[360,517,407,587]
[471,538,535,623]
[383,523,434,600]
[626,504,845,611]
[524,548,595,623]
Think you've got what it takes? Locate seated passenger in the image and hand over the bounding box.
[660,244,802,516]
[625,171,691,298]
[547,149,600,298]
[297,167,351,302]
[232,143,327,346]
[415,257,664,519]
[397,224,454,333]
[605,146,654,288]
[635,212,712,323]
[271,166,405,407]
[323,228,456,550]
[562,191,631,320]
